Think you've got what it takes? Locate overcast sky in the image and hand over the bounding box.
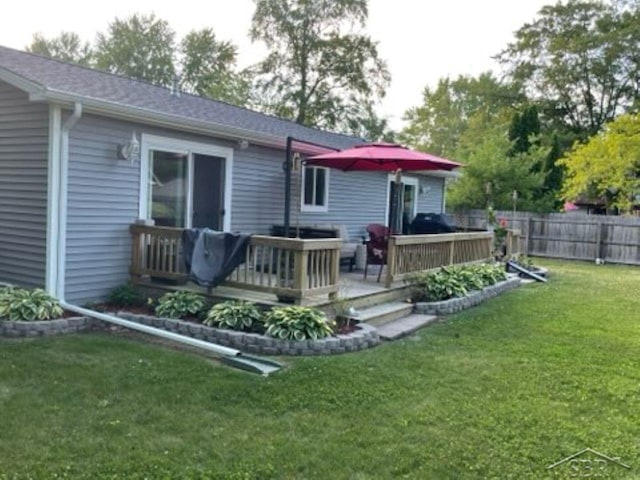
[0,0,551,129]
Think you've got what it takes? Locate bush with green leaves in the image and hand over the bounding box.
[264,306,335,341]
[155,291,208,319]
[108,282,144,307]
[407,263,507,302]
[204,300,263,332]
[0,287,64,321]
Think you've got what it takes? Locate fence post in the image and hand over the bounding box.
[385,236,397,289]
[526,216,534,255]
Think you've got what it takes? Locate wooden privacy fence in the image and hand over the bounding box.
[456,210,640,265]
[130,225,342,303]
[385,231,494,287]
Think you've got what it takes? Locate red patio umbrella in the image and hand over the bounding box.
[306,142,461,233]
[305,142,461,172]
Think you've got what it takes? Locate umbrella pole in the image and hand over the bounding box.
[391,169,403,234]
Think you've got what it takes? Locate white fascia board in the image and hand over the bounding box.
[0,67,44,95]
[39,89,290,151]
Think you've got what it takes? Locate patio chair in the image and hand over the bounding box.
[364,224,391,282]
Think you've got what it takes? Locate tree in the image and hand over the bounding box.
[26,32,93,65]
[498,0,640,136]
[249,0,390,131]
[508,105,541,156]
[558,113,640,213]
[447,117,549,212]
[399,73,523,158]
[95,14,176,86]
[179,28,252,106]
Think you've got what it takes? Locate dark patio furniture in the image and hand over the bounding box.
[364,224,391,282]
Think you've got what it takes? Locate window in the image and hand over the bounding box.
[149,150,189,227]
[302,166,329,212]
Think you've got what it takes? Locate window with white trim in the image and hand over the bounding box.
[301,166,329,212]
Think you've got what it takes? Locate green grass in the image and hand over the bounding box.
[2,259,640,479]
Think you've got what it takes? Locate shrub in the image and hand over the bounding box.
[406,263,507,302]
[155,291,208,319]
[108,283,144,307]
[264,306,335,340]
[204,300,263,331]
[469,264,507,286]
[0,287,63,321]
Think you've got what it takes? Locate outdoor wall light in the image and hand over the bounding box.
[117,132,140,164]
[419,184,431,195]
[237,139,249,150]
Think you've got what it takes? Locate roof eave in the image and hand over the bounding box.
[0,66,45,95]
[33,87,297,152]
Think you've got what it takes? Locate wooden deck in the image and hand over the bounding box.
[136,268,410,312]
[130,225,503,310]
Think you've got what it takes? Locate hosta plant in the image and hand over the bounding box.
[204,300,263,331]
[155,291,208,319]
[0,287,64,321]
[406,263,507,302]
[264,306,335,341]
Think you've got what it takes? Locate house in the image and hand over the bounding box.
[0,45,458,304]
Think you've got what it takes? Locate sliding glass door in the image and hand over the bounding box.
[144,139,229,231]
[149,150,189,227]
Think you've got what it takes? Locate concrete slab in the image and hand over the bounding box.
[376,314,438,341]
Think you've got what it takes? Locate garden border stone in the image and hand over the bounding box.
[0,317,103,338]
[115,312,380,356]
[414,276,522,316]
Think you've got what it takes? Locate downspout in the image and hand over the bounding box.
[51,104,280,375]
[56,102,82,300]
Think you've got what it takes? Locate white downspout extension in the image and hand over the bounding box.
[56,102,82,301]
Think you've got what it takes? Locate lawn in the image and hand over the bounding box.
[1,259,640,479]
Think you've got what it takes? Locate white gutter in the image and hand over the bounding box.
[37,89,292,151]
[55,102,82,300]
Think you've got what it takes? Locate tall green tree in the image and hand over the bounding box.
[400,73,523,158]
[447,115,549,212]
[95,14,176,86]
[26,32,93,65]
[558,113,640,213]
[250,0,390,131]
[498,0,640,136]
[179,28,252,106]
[508,105,541,156]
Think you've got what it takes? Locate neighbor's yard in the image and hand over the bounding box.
[1,259,640,479]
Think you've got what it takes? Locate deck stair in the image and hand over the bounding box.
[352,301,438,341]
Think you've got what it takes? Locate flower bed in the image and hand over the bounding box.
[414,276,521,316]
[116,312,380,356]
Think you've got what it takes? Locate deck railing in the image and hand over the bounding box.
[130,225,342,303]
[385,231,494,287]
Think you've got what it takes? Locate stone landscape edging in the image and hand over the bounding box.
[116,312,380,356]
[0,317,99,338]
[414,277,521,316]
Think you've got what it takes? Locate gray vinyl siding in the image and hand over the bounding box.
[64,113,449,302]
[0,81,48,288]
[231,144,389,242]
[65,114,235,303]
[415,176,445,214]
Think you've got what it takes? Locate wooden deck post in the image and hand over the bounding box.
[385,236,397,289]
[328,249,340,300]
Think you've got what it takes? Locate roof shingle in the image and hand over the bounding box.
[0,45,363,150]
